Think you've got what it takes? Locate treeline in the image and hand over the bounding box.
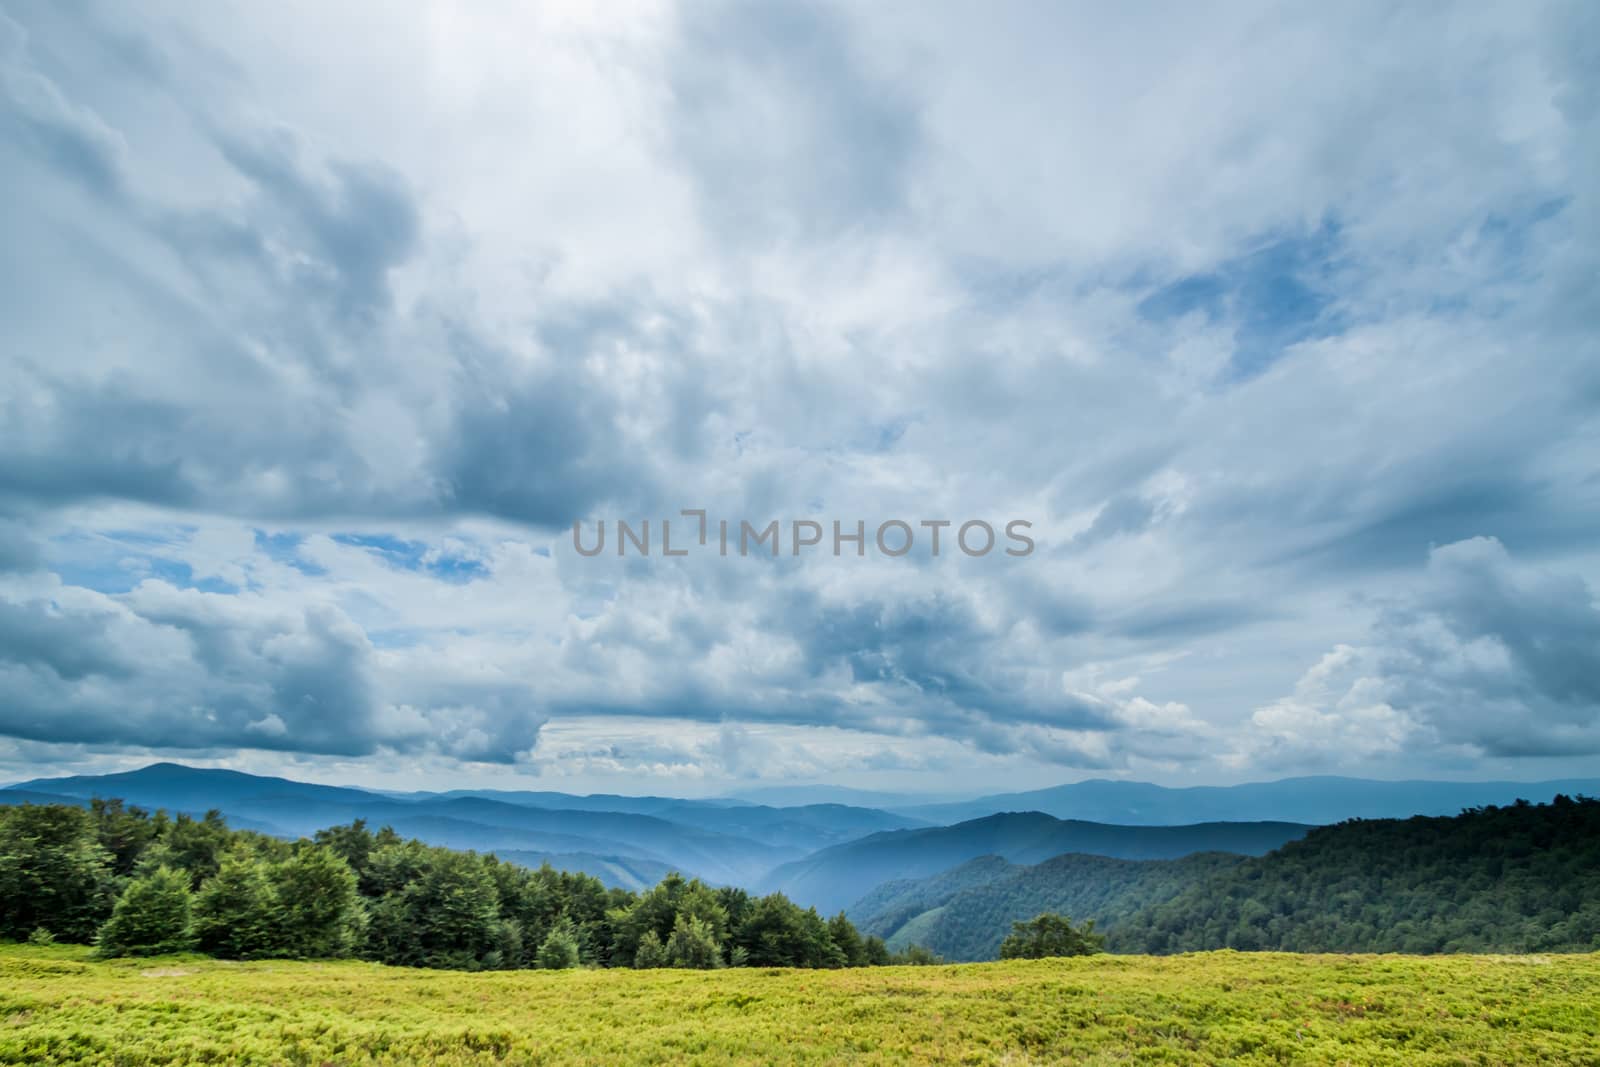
[1109,796,1600,954]
[0,800,911,969]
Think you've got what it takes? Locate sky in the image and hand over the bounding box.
[1,0,1597,796]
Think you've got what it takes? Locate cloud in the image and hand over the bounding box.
[0,12,127,198]
[0,8,647,530]
[666,0,920,244]
[1242,538,1600,769]
[211,130,419,326]
[0,572,546,762]
[0,1,1597,789]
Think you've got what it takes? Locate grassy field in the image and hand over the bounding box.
[3,945,1597,1065]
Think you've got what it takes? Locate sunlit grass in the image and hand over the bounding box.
[3,944,1597,1064]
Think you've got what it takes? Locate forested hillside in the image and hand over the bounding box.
[762,811,1310,912]
[854,852,1245,961]
[1110,796,1600,954]
[0,800,894,971]
[848,856,1018,938]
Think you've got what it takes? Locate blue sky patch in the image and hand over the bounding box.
[1139,221,1347,383]
[331,533,490,583]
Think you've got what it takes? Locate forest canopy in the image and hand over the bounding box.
[0,799,907,970]
[1108,796,1600,954]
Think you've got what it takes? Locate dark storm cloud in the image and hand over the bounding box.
[1248,539,1600,767]
[0,579,546,761]
[0,585,385,754]
[433,326,656,527]
[0,597,134,681]
[1380,538,1600,754]
[1264,472,1591,575]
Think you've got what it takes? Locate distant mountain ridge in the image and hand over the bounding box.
[896,775,1600,825]
[11,763,1585,905]
[2,763,927,889]
[7,762,380,811]
[758,811,1311,913]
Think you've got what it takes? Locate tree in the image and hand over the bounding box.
[734,894,838,967]
[891,943,944,965]
[193,848,276,958]
[828,911,867,967]
[90,799,160,877]
[998,913,1104,959]
[363,893,417,967]
[864,935,892,966]
[395,849,501,969]
[633,929,668,969]
[486,917,524,971]
[0,804,114,942]
[491,862,562,962]
[96,867,194,957]
[607,872,728,967]
[140,811,231,888]
[314,821,378,892]
[364,838,432,898]
[666,913,723,969]
[537,915,581,970]
[269,846,363,958]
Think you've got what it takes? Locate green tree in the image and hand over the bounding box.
[608,872,728,967]
[96,866,194,957]
[363,838,432,899]
[828,911,867,967]
[90,799,160,877]
[140,811,231,888]
[314,820,378,893]
[269,846,363,958]
[632,929,668,969]
[998,912,1104,959]
[193,848,276,958]
[396,850,502,969]
[891,943,945,965]
[363,893,417,967]
[666,913,723,969]
[863,935,892,966]
[0,804,114,942]
[734,894,838,967]
[486,917,524,971]
[537,915,581,970]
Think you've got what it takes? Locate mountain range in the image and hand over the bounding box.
[893,775,1600,826]
[1,763,923,889]
[5,763,1593,908]
[756,812,1311,913]
[846,795,1600,959]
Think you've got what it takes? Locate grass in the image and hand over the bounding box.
[2,944,1598,1065]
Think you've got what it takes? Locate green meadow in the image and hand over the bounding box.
[3,944,1597,1065]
